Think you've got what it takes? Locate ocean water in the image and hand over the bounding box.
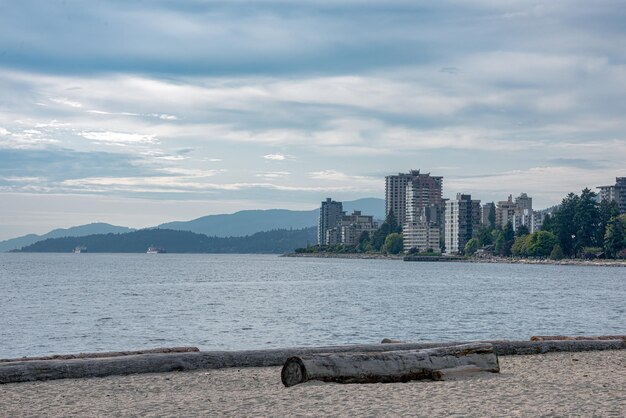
[0,253,624,358]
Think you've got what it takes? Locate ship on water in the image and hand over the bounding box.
[146,246,166,254]
[73,246,87,253]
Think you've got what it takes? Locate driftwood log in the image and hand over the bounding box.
[281,343,499,387]
[530,335,626,341]
[0,347,199,363]
[1,339,624,384]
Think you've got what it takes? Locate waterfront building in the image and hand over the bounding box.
[318,198,343,245]
[325,227,342,246]
[320,207,378,246]
[339,211,378,245]
[496,193,534,231]
[512,208,537,233]
[444,193,481,255]
[495,195,516,228]
[385,170,443,227]
[481,202,495,227]
[403,205,442,253]
[597,177,626,214]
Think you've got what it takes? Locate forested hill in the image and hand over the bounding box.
[16,227,317,254]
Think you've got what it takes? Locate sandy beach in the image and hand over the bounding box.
[1,350,624,417]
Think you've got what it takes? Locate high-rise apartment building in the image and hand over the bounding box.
[597,177,626,214]
[495,195,516,228]
[385,170,443,227]
[318,198,343,245]
[444,193,481,255]
[481,202,495,227]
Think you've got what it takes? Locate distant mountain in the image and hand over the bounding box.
[1,198,383,252]
[0,223,134,252]
[16,227,317,254]
[159,197,385,237]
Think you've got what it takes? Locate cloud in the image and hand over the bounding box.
[50,97,83,108]
[80,131,159,145]
[156,114,178,121]
[256,171,290,179]
[263,153,292,161]
[0,0,625,236]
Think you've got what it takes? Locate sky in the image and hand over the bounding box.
[1,0,625,240]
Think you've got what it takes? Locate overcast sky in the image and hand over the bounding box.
[1,0,625,239]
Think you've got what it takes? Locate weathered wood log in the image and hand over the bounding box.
[381,338,406,344]
[280,343,499,387]
[530,335,626,341]
[1,339,624,384]
[0,347,200,363]
[431,365,483,381]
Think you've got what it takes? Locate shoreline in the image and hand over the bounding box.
[283,252,626,267]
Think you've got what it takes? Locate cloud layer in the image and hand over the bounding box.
[0,0,625,237]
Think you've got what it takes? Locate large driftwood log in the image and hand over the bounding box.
[1,339,624,384]
[281,343,499,387]
[0,347,199,363]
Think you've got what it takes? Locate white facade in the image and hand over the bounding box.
[403,221,440,253]
[444,194,481,255]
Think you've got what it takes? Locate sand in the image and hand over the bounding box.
[1,350,624,417]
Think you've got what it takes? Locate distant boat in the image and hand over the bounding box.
[146,246,166,254]
[73,246,87,253]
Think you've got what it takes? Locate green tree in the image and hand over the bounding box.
[383,233,404,254]
[549,193,580,257]
[356,230,371,253]
[604,216,626,259]
[464,238,479,256]
[499,222,515,256]
[511,234,531,257]
[477,226,494,246]
[371,210,401,251]
[541,213,556,233]
[550,244,564,260]
[494,230,504,255]
[573,188,600,252]
[488,203,496,228]
[528,231,558,257]
[503,222,515,242]
[516,224,530,237]
[598,200,620,245]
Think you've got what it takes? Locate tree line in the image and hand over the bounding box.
[16,227,317,254]
[466,188,625,259]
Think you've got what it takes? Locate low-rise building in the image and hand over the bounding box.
[339,211,378,246]
[323,210,378,246]
[403,205,442,253]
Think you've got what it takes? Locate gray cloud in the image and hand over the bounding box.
[0,0,625,238]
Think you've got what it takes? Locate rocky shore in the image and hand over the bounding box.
[284,252,626,267]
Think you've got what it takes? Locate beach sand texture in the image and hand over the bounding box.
[1,350,624,417]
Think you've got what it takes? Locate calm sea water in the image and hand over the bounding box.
[0,253,624,358]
